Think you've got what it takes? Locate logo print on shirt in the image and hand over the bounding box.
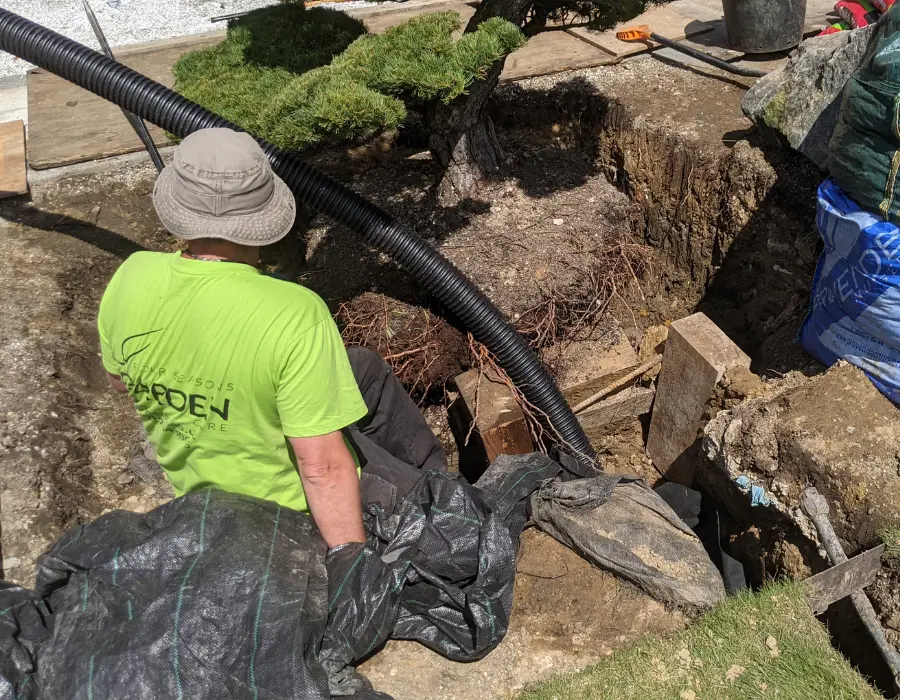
[113,327,232,447]
[113,328,164,366]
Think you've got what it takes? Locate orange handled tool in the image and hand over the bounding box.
[613,24,766,78]
[615,25,651,41]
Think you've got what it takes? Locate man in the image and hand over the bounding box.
[98,128,445,549]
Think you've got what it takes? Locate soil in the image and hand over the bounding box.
[700,362,900,689]
[872,558,900,650]
[595,417,663,487]
[703,363,900,561]
[359,529,685,699]
[498,58,826,376]
[0,162,168,584]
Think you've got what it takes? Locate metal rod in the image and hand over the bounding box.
[81,0,165,172]
[210,10,250,23]
[801,488,900,695]
[649,32,767,78]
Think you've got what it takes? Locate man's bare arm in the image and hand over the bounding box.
[106,371,128,393]
[289,431,365,548]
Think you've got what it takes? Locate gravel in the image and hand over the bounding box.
[0,0,393,80]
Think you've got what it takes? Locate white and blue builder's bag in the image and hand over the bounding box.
[800,178,900,403]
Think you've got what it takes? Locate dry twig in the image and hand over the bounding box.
[571,354,662,414]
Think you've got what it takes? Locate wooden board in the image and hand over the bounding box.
[502,29,614,82]
[27,32,224,170]
[559,335,640,408]
[565,4,713,59]
[578,386,655,432]
[353,0,475,34]
[452,368,534,456]
[803,545,885,615]
[0,120,27,198]
[450,332,651,478]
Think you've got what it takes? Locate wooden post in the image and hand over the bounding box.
[0,120,27,199]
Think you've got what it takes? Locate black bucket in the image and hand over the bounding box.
[722,0,808,53]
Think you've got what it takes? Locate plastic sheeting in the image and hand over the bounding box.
[0,452,725,699]
[531,471,727,611]
[800,178,900,403]
[0,454,559,700]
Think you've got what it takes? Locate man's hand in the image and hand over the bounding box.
[106,372,128,393]
[289,431,365,549]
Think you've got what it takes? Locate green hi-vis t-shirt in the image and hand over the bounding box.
[97,251,368,512]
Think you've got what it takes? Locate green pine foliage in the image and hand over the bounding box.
[174,3,525,151]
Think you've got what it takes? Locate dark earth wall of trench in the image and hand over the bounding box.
[493,81,824,373]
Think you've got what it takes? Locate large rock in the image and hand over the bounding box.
[742,26,875,169]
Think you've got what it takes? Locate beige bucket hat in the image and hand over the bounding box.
[153,128,296,246]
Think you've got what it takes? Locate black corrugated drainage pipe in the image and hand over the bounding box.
[0,8,599,470]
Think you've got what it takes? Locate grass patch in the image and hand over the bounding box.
[880,526,900,559]
[518,583,880,700]
[174,2,525,151]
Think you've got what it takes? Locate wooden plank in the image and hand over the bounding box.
[449,367,535,481]
[0,120,27,199]
[502,29,615,82]
[27,33,224,170]
[549,334,640,408]
[565,4,713,59]
[803,545,885,615]
[106,30,224,59]
[352,0,475,33]
[577,386,655,432]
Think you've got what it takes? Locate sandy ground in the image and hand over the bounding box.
[0,0,396,79]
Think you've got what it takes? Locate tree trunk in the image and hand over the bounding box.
[427,0,532,207]
[428,61,506,207]
[465,0,532,31]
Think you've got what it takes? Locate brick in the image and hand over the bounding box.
[646,312,750,485]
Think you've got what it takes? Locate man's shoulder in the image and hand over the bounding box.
[118,250,172,272]
[245,274,333,328]
[101,252,169,308]
[104,252,173,293]
[251,274,329,309]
